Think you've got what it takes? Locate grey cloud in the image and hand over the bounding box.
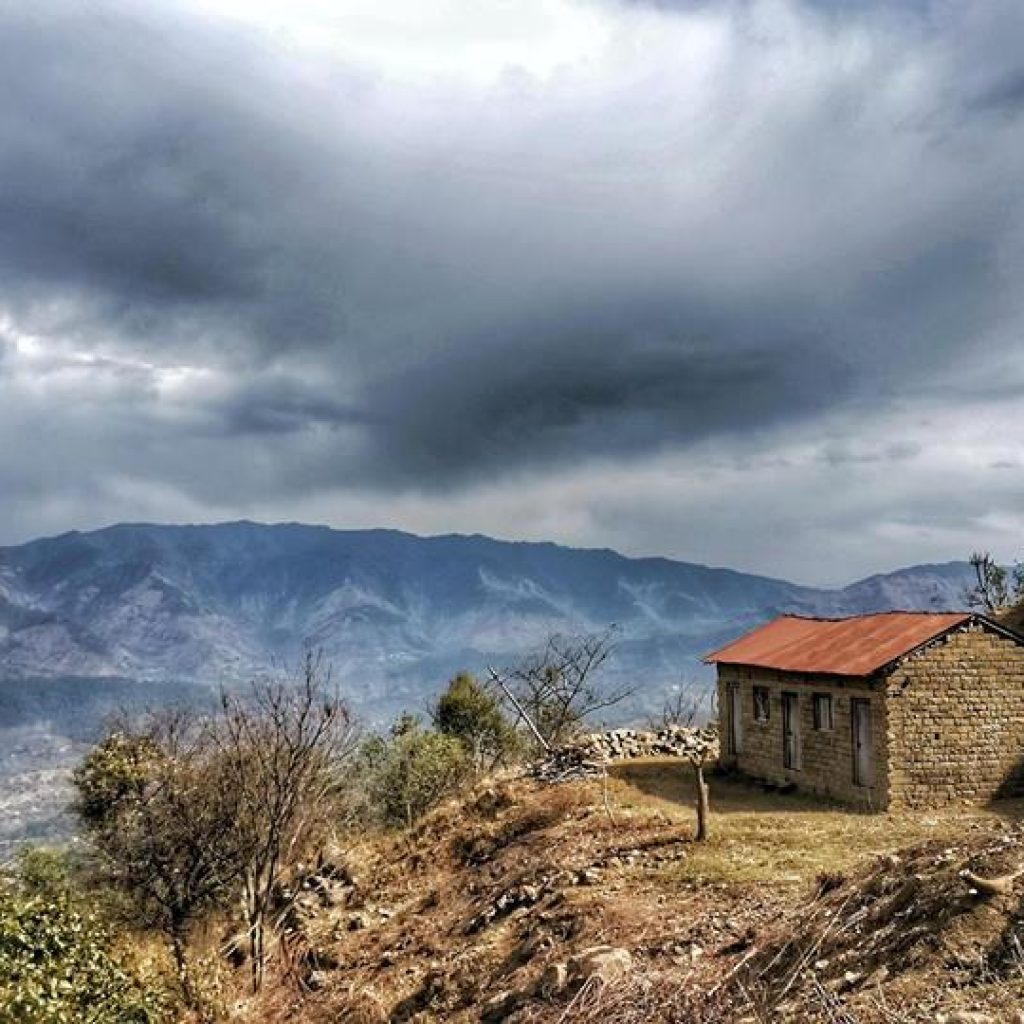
[0,0,1023,574]
[210,376,369,437]
[818,440,922,468]
[969,69,1024,115]
[356,301,853,484]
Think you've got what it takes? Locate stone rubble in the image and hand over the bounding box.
[530,725,719,785]
[580,724,719,762]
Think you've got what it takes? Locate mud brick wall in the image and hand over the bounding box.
[886,622,1024,808]
[717,665,888,808]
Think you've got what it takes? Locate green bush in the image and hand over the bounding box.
[362,717,471,827]
[72,731,157,829]
[0,856,169,1024]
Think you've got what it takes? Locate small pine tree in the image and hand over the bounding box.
[434,673,520,772]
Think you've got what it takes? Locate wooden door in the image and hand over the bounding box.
[728,683,742,756]
[852,698,873,787]
[782,692,800,770]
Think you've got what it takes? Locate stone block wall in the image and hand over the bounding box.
[717,665,888,808]
[886,622,1024,807]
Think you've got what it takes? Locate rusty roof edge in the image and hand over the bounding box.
[758,609,975,622]
[696,610,974,667]
[704,612,1024,675]
[700,613,797,664]
[871,613,976,677]
[863,612,1024,679]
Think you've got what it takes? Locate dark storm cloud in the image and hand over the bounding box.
[969,69,1024,115]
[212,375,368,436]
[0,10,323,354]
[1,0,1023,562]
[356,300,854,484]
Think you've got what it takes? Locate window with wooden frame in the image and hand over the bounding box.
[812,693,834,731]
[752,686,770,723]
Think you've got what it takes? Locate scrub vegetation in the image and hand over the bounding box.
[5,630,1024,1022]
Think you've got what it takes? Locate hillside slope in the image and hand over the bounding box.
[243,765,1024,1019]
[243,763,1024,1023]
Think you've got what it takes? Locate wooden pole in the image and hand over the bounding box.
[488,667,550,752]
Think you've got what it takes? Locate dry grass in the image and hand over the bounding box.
[609,759,1022,887]
[235,761,1024,1023]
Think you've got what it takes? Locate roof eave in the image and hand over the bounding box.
[708,613,1024,678]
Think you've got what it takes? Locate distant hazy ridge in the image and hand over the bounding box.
[0,522,974,720]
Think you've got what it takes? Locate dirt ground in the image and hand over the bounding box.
[243,759,1024,1024]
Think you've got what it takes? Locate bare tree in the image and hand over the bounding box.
[497,628,631,748]
[650,680,709,730]
[685,730,718,843]
[73,709,242,1005]
[214,651,359,992]
[965,551,1024,613]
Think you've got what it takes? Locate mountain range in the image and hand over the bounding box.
[0,521,976,721]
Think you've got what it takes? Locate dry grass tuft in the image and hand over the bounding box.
[514,967,731,1024]
[609,759,1018,886]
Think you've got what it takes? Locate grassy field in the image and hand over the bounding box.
[608,757,1023,887]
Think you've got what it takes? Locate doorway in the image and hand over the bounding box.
[852,698,873,787]
[728,682,742,756]
[782,692,800,770]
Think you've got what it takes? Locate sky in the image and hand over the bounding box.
[1,0,1022,585]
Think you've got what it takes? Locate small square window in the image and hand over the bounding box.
[813,693,834,731]
[753,686,770,723]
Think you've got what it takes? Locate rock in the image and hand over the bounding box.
[481,990,519,1023]
[840,970,863,991]
[567,946,633,985]
[306,970,329,991]
[535,961,569,997]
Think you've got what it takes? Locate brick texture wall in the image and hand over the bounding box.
[886,622,1024,807]
[716,620,1024,810]
[717,665,888,808]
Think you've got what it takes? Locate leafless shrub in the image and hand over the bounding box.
[73,707,242,1005]
[495,628,631,749]
[214,650,360,993]
[649,680,709,730]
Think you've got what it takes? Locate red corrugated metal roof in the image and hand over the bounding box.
[703,611,973,676]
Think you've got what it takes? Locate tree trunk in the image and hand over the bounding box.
[169,924,194,1007]
[694,762,710,842]
[243,874,265,994]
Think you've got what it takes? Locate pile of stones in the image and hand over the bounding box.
[579,724,719,762]
[529,745,609,784]
[530,725,719,785]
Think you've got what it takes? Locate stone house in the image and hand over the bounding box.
[706,611,1024,809]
